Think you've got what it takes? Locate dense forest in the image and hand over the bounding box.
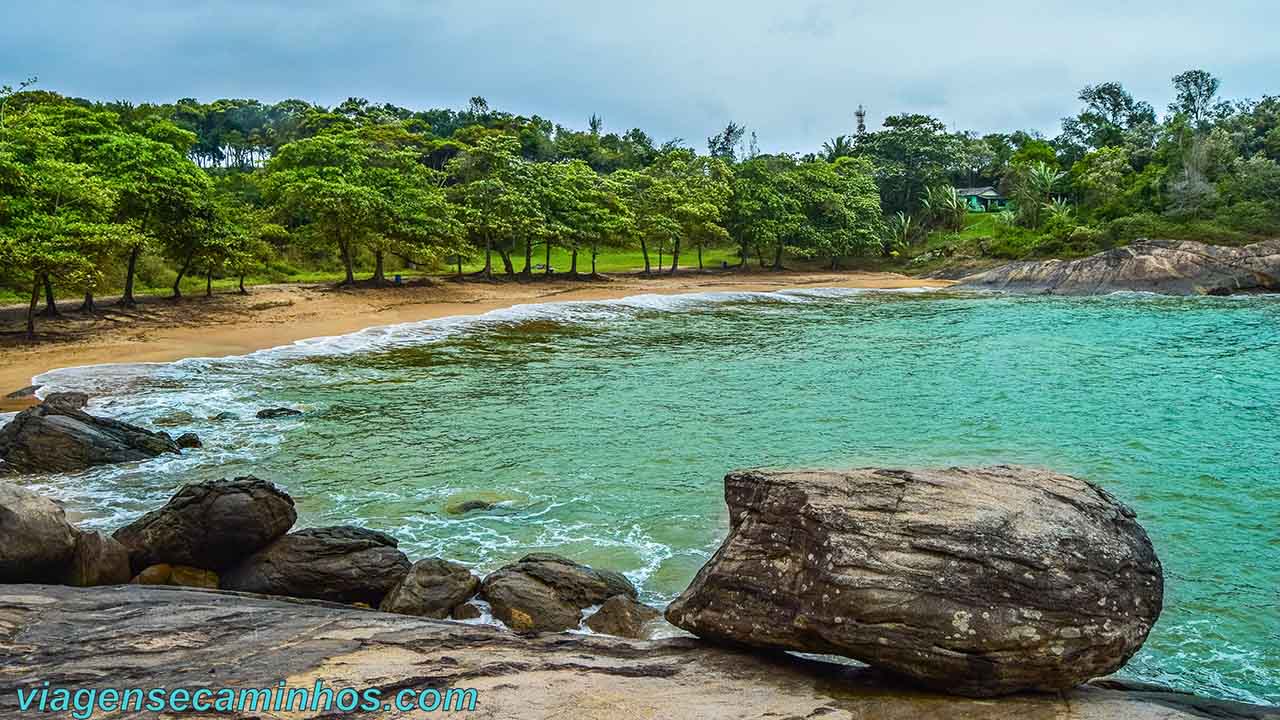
[2,68,1278,336]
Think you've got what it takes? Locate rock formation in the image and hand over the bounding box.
[220,525,410,605]
[956,238,1280,295]
[0,402,179,474]
[666,466,1164,696]
[380,557,480,618]
[585,594,662,638]
[0,481,78,582]
[61,530,131,586]
[113,476,296,572]
[481,553,637,632]
[1,585,1271,720]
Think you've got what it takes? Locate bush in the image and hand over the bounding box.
[1215,200,1280,236]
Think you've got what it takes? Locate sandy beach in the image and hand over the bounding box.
[0,271,951,411]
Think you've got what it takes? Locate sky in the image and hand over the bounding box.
[3,1,1278,153]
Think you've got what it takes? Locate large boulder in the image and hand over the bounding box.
[220,526,410,605]
[380,558,480,619]
[665,466,1164,697]
[0,481,78,582]
[481,553,637,633]
[62,530,131,587]
[956,238,1280,296]
[0,403,179,474]
[113,477,296,572]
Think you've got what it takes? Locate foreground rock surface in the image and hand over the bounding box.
[481,553,637,632]
[0,403,180,474]
[220,525,410,604]
[956,238,1280,295]
[113,476,296,572]
[667,466,1164,697]
[0,482,77,582]
[0,585,1272,720]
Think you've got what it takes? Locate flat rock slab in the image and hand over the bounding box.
[956,238,1280,295]
[0,585,1273,719]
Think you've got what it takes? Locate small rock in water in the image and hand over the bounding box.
[256,407,303,419]
[174,432,202,449]
[4,384,42,400]
[209,412,238,422]
[0,403,179,473]
[380,558,480,619]
[451,602,483,620]
[585,595,662,638]
[152,411,195,427]
[41,391,89,410]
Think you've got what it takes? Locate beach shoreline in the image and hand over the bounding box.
[0,271,951,410]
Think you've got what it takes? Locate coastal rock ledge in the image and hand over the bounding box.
[1,585,1273,720]
[666,466,1164,697]
[955,238,1280,295]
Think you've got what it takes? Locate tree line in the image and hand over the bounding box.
[3,68,1278,337]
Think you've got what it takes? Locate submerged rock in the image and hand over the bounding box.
[585,595,662,638]
[665,466,1164,697]
[256,407,303,419]
[481,553,637,633]
[220,526,411,605]
[174,432,202,449]
[380,558,480,619]
[0,481,78,582]
[0,403,179,474]
[4,585,1270,720]
[62,530,131,587]
[113,476,296,572]
[956,238,1280,295]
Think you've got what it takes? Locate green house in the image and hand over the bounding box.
[956,186,1008,212]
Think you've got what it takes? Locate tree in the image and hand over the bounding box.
[707,122,747,162]
[447,134,542,280]
[856,114,962,213]
[1169,70,1222,127]
[821,135,854,162]
[1058,81,1156,160]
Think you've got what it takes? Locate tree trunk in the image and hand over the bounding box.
[521,238,533,277]
[205,271,212,298]
[669,239,681,274]
[698,244,704,271]
[499,248,515,276]
[831,255,840,270]
[483,236,493,280]
[658,243,663,273]
[456,255,463,278]
[172,253,194,299]
[592,244,599,275]
[371,250,385,283]
[238,274,248,294]
[339,237,356,285]
[570,249,578,277]
[772,241,785,270]
[639,237,651,275]
[80,291,96,313]
[26,277,39,339]
[756,244,766,268]
[121,244,141,307]
[544,240,552,276]
[40,274,59,317]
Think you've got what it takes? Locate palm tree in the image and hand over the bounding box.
[821,135,854,162]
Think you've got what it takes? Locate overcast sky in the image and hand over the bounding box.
[4,1,1277,152]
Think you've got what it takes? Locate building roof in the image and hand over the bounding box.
[955,186,1005,199]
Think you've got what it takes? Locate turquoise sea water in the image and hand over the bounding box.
[19,288,1280,705]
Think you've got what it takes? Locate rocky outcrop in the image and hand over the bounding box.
[956,238,1280,295]
[220,526,410,605]
[174,432,202,449]
[0,403,180,473]
[481,553,637,632]
[256,407,302,419]
[1,585,1272,720]
[666,466,1164,697]
[0,481,78,582]
[380,558,480,618]
[113,477,296,572]
[62,530,131,586]
[586,594,662,638]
